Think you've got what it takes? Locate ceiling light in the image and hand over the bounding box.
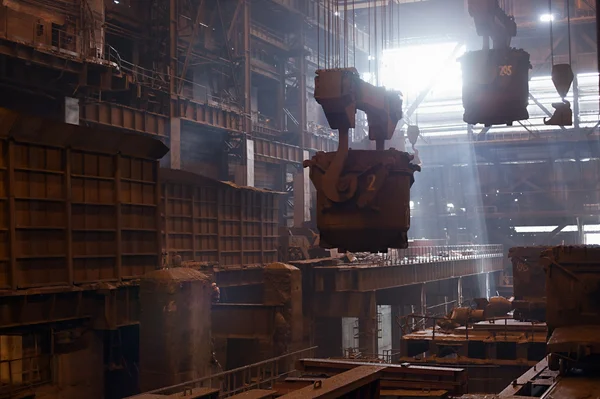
[540,14,554,22]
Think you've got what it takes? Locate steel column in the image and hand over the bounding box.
[178,0,206,94]
[420,283,427,315]
[293,151,310,227]
[298,22,308,149]
[169,117,181,169]
[169,0,181,168]
[358,292,378,356]
[244,0,252,135]
[391,305,402,363]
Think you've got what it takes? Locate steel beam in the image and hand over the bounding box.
[169,0,178,95]
[80,102,168,136]
[0,285,140,330]
[254,138,304,164]
[82,98,244,135]
[178,100,243,130]
[0,39,84,72]
[135,388,219,398]
[227,0,244,41]
[313,257,504,292]
[304,133,338,152]
[227,389,277,399]
[251,25,289,51]
[178,0,207,94]
[278,365,384,399]
[497,358,550,397]
[213,265,265,288]
[295,359,468,395]
[244,0,252,135]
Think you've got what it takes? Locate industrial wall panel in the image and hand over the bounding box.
[0,108,167,290]
[162,169,280,267]
[254,162,282,190]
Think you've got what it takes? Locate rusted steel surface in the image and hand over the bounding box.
[497,358,600,399]
[535,246,600,372]
[225,389,277,399]
[213,265,265,287]
[381,389,448,398]
[538,375,600,399]
[275,379,450,398]
[253,139,304,164]
[130,347,318,398]
[541,246,600,332]
[278,365,385,399]
[306,68,419,253]
[546,325,600,354]
[80,102,168,138]
[135,387,220,398]
[401,319,547,361]
[161,168,281,267]
[306,149,419,253]
[295,359,468,395]
[272,378,326,395]
[508,246,548,321]
[497,358,554,397]
[139,268,212,393]
[313,248,504,292]
[508,246,548,300]
[0,107,168,291]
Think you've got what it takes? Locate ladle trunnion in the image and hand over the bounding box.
[303,68,420,253]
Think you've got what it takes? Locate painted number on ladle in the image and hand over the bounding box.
[499,65,513,76]
[367,175,377,191]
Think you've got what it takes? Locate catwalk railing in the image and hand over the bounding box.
[398,314,543,340]
[379,244,504,266]
[132,346,317,398]
[0,355,52,399]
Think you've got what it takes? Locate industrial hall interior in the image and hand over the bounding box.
[0,0,599,398]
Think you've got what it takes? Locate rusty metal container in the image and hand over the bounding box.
[541,246,600,371]
[541,246,600,332]
[460,48,531,126]
[508,246,549,321]
[139,267,212,392]
[508,247,548,299]
[305,149,419,252]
